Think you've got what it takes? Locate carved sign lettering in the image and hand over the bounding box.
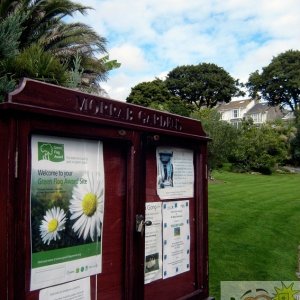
[76,95,182,131]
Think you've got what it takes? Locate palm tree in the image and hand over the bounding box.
[0,0,116,98]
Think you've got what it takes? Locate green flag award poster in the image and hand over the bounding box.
[30,135,105,291]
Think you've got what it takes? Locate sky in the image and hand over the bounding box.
[73,0,300,101]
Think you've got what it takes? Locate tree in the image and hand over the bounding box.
[291,122,300,166]
[247,50,300,120]
[2,44,68,85]
[0,7,24,60]
[231,120,290,174]
[191,108,239,169]
[0,0,119,99]
[126,79,193,116]
[0,8,24,100]
[165,63,244,109]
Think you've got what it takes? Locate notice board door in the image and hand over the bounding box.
[143,137,208,299]
[14,120,130,300]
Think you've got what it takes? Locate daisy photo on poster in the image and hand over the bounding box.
[30,135,105,291]
[39,207,66,245]
[69,172,104,242]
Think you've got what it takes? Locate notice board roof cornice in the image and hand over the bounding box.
[2,78,208,140]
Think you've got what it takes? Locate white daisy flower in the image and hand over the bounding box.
[39,207,66,245]
[69,173,104,241]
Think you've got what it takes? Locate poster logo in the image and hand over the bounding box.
[38,142,64,162]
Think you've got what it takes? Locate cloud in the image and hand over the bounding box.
[233,38,300,84]
[101,71,154,101]
[109,44,150,72]
[71,0,300,100]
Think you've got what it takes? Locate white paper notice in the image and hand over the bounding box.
[144,202,162,284]
[157,147,194,200]
[30,135,104,291]
[39,277,90,300]
[162,200,190,279]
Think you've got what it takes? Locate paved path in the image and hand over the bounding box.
[283,166,300,173]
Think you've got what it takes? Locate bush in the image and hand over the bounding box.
[0,75,16,102]
[191,108,239,169]
[291,122,300,166]
[231,120,290,174]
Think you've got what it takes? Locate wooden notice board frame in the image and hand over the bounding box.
[0,78,211,300]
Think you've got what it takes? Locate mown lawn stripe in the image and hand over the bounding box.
[208,171,300,299]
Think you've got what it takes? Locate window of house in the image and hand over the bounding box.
[233,109,239,118]
[251,113,261,123]
[251,114,258,122]
[231,121,241,128]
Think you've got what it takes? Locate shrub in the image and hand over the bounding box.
[191,108,239,169]
[231,120,289,174]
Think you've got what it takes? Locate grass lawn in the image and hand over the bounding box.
[208,171,300,299]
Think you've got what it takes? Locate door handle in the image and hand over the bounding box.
[136,214,152,236]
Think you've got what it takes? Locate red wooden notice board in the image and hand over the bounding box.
[0,78,211,300]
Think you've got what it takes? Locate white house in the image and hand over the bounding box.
[217,99,256,127]
[217,99,287,126]
[244,103,284,125]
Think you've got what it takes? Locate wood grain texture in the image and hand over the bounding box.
[0,79,209,299]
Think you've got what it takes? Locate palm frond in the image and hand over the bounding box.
[0,0,20,18]
[41,22,107,54]
[17,0,92,48]
[0,10,25,59]
[0,0,112,92]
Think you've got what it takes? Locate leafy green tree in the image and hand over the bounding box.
[0,8,24,100]
[165,63,244,109]
[247,50,300,120]
[0,0,120,99]
[291,121,300,166]
[231,120,290,174]
[2,44,68,85]
[191,108,239,169]
[126,79,193,116]
[0,8,24,60]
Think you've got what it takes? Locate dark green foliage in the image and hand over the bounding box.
[2,0,93,50]
[0,75,17,102]
[3,44,68,85]
[247,50,300,120]
[0,8,25,99]
[165,63,244,109]
[127,78,193,116]
[291,122,300,166]
[100,55,122,72]
[127,63,244,117]
[0,10,24,60]
[231,120,290,174]
[0,0,119,100]
[191,108,239,169]
[127,79,168,106]
[66,52,84,88]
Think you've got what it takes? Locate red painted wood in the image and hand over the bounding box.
[0,79,209,299]
[95,142,127,299]
[6,78,208,141]
[143,141,209,300]
[0,116,15,300]
[22,122,132,300]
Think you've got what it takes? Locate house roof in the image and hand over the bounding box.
[217,99,253,111]
[244,103,269,115]
[282,111,296,120]
[245,103,284,120]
